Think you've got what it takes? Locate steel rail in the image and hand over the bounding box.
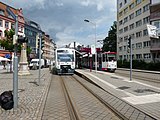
[60,76,82,120]
[72,75,127,120]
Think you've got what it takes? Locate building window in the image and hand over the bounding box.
[119,11,123,17]
[5,21,9,28]
[135,0,142,5]
[132,44,135,50]
[124,0,127,4]
[124,36,128,42]
[124,16,128,24]
[135,8,141,16]
[143,16,150,24]
[124,7,128,14]
[143,29,148,36]
[136,54,142,59]
[0,9,4,16]
[153,20,160,28]
[129,13,134,20]
[129,23,134,30]
[143,4,150,12]
[129,3,134,10]
[119,2,122,8]
[119,29,123,34]
[119,20,123,25]
[0,19,2,27]
[143,53,151,59]
[119,46,122,51]
[136,31,142,38]
[124,46,127,51]
[136,20,142,27]
[143,41,150,48]
[124,26,128,32]
[119,37,123,42]
[136,42,142,49]
[130,33,135,39]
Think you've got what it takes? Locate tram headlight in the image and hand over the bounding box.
[71,65,74,69]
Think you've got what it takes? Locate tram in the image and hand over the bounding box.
[55,48,76,75]
[100,52,117,72]
[82,51,117,72]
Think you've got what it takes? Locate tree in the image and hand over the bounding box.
[102,21,117,52]
[0,29,15,51]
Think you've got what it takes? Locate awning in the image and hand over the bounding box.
[0,54,5,57]
[0,56,10,61]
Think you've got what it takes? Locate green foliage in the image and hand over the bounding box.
[0,29,15,51]
[117,60,160,71]
[102,21,117,52]
[51,67,57,74]
[27,46,32,55]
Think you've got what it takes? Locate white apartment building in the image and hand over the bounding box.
[117,0,154,62]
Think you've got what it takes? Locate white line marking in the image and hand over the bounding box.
[86,72,136,97]
[122,94,160,105]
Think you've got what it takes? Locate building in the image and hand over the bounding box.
[42,34,56,63]
[24,18,42,59]
[117,0,152,62]
[0,1,25,57]
[150,1,160,62]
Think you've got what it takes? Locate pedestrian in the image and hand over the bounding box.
[2,61,6,69]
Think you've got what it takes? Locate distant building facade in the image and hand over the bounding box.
[117,0,152,62]
[42,34,56,62]
[24,18,42,59]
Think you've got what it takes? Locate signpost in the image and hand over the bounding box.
[7,6,19,108]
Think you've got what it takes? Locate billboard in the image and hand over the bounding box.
[146,24,159,38]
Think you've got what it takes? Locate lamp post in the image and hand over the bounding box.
[84,19,97,73]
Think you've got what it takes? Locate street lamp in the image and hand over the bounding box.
[84,19,97,73]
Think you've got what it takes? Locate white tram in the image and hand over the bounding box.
[100,52,117,72]
[55,48,76,75]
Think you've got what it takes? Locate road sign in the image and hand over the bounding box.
[5,54,11,59]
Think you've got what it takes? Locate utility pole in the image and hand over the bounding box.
[38,33,42,85]
[13,15,18,108]
[7,6,19,108]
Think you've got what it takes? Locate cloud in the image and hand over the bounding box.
[1,0,116,48]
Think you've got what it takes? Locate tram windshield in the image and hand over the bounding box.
[57,54,74,62]
[102,53,116,62]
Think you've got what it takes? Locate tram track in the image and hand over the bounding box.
[42,73,158,120]
[60,75,122,120]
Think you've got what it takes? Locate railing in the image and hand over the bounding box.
[150,12,160,19]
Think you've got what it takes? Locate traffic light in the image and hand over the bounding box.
[37,38,45,49]
[17,37,28,44]
[127,36,131,48]
[41,37,45,49]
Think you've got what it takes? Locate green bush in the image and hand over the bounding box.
[51,67,57,74]
[117,60,160,71]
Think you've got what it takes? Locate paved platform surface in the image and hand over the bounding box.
[0,67,51,120]
[76,69,160,120]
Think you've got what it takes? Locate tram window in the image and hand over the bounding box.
[102,54,105,62]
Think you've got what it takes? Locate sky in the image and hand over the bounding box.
[1,0,116,48]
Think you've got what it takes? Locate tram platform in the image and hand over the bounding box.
[75,69,160,120]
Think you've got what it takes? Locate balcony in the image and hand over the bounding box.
[150,12,160,20]
[150,43,160,51]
